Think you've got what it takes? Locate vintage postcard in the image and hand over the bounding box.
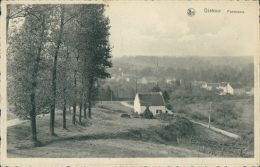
[1,0,259,166]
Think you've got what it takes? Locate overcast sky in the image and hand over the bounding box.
[106,2,257,57]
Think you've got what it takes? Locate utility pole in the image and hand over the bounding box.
[136,78,137,94]
[209,101,212,129]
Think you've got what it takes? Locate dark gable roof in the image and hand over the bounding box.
[207,83,219,87]
[220,82,227,87]
[138,93,165,106]
[229,83,243,89]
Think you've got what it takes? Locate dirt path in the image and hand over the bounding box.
[120,101,240,139]
[120,101,134,109]
[7,111,63,127]
[189,120,240,139]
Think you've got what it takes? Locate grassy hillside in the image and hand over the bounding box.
[7,101,253,158]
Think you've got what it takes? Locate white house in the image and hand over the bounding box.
[201,82,207,89]
[206,83,220,91]
[137,76,159,84]
[217,82,228,92]
[134,92,166,115]
[226,83,245,95]
[146,76,159,84]
[165,77,176,84]
[137,77,148,84]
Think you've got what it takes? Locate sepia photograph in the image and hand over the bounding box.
[1,0,259,166]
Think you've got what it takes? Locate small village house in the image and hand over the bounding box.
[201,82,207,89]
[226,83,245,95]
[245,87,254,96]
[121,72,134,82]
[137,76,159,84]
[165,77,176,84]
[146,76,159,84]
[206,83,220,91]
[217,82,228,92]
[134,92,166,115]
[137,77,148,84]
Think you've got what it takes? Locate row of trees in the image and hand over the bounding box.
[136,64,254,87]
[7,4,112,145]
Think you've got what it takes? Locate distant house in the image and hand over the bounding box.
[121,72,133,82]
[217,82,228,92]
[146,76,159,84]
[226,83,245,95]
[165,77,176,84]
[201,82,207,89]
[137,77,148,84]
[137,76,159,84]
[134,92,166,115]
[245,87,254,96]
[192,81,203,86]
[206,83,220,91]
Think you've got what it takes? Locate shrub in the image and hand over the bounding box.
[133,111,140,118]
[177,109,187,114]
[142,106,154,119]
[157,113,175,122]
[165,104,172,110]
[190,111,208,121]
[115,109,126,113]
[121,114,131,118]
[225,119,240,128]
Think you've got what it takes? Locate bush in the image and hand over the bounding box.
[157,113,175,122]
[225,119,240,128]
[165,104,172,110]
[121,114,131,118]
[176,109,187,114]
[142,106,154,119]
[190,111,208,121]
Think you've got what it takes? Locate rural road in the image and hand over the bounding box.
[120,101,240,139]
[121,101,134,109]
[7,111,63,127]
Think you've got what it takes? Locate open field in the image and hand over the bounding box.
[7,101,253,158]
[185,99,254,135]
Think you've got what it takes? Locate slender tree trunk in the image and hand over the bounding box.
[30,89,38,145]
[84,101,87,119]
[83,58,87,119]
[79,102,82,123]
[88,99,91,119]
[63,88,66,129]
[88,80,93,119]
[72,70,77,125]
[72,105,76,125]
[6,5,11,38]
[79,78,84,123]
[50,5,65,135]
[29,14,45,146]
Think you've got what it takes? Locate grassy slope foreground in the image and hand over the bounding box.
[7,101,251,158]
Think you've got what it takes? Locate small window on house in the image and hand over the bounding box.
[156,110,162,115]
